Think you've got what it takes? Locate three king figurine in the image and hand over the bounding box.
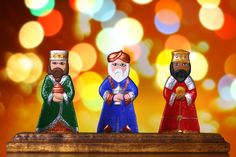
[36,49,200,134]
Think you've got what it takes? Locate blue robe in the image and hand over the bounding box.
[97,76,138,133]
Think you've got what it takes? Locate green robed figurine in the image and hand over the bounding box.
[36,50,78,133]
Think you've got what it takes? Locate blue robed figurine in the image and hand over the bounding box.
[97,50,139,133]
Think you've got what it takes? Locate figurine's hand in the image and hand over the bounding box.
[113,93,123,102]
[124,94,130,101]
[53,93,64,102]
[176,87,185,100]
[53,97,63,102]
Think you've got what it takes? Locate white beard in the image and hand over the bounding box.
[108,63,130,83]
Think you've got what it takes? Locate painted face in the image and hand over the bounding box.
[108,59,130,82]
[170,62,191,82]
[50,60,66,71]
[172,62,190,72]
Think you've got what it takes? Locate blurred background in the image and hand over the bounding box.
[0,0,236,156]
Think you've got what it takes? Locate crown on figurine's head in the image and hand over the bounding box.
[171,49,190,63]
[49,50,68,61]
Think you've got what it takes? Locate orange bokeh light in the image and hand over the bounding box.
[215,13,236,40]
[38,9,63,36]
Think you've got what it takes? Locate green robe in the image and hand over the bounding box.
[36,74,78,133]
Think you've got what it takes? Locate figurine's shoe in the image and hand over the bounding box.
[104,125,112,133]
[122,125,132,133]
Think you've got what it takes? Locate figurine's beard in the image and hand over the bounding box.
[172,70,189,82]
[52,67,64,82]
[170,63,191,82]
[108,63,130,83]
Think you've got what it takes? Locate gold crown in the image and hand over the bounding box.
[171,49,190,63]
[49,50,68,61]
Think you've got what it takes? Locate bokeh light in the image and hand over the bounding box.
[198,110,219,133]
[96,27,123,55]
[215,13,236,40]
[154,10,180,35]
[224,53,236,76]
[189,51,208,81]
[75,0,103,16]
[132,0,152,5]
[71,43,97,71]
[79,72,103,111]
[197,0,221,7]
[68,50,82,79]
[199,5,224,30]
[6,53,32,83]
[164,34,191,50]
[24,0,49,10]
[24,53,43,84]
[115,17,144,46]
[129,67,139,86]
[155,0,182,19]
[18,21,44,49]
[230,79,236,101]
[215,97,236,111]
[38,9,63,36]
[29,0,55,17]
[197,41,210,53]
[92,0,116,22]
[218,74,235,101]
[155,66,169,90]
[156,49,172,69]
[202,78,215,90]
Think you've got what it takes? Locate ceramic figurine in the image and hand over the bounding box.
[159,49,200,133]
[36,50,78,133]
[97,50,138,133]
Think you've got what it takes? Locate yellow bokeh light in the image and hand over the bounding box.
[71,43,97,71]
[115,17,144,46]
[197,0,221,7]
[202,78,215,90]
[129,67,139,86]
[75,0,103,15]
[199,6,224,30]
[155,66,170,90]
[155,49,173,68]
[6,53,32,83]
[132,0,152,5]
[68,50,82,78]
[24,0,49,9]
[76,71,103,111]
[24,53,43,84]
[19,21,44,49]
[190,51,208,81]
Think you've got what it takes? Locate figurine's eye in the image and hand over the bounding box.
[183,63,188,66]
[175,63,179,66]
[60,62,65,65]
[121,63,126,67]
[112,63,118,66]
[52,62,57,65]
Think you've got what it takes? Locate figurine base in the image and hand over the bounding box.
[7,133,229,153]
